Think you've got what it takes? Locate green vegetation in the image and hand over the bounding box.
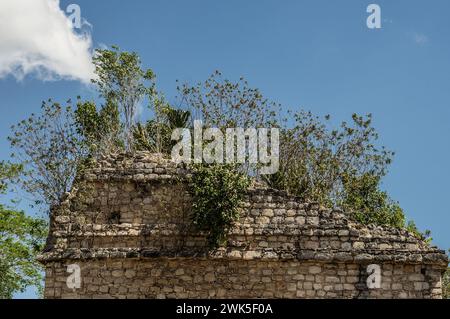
[133,104,191,154]
[91,45,157,150]
[444,252,450,299]
[179,73,426,237]
[9,100,85,207]
[3,46,437,295]
[444,267,450,299]
[0,162,47,299]
[189,164,250,248]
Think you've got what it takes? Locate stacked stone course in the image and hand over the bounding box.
[38,152,448,299]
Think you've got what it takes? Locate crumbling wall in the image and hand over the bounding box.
[38,152,448,299]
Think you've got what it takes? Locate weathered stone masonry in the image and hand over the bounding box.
[38,152,448,299]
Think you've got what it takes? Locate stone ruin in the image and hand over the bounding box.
[38,152,448,299]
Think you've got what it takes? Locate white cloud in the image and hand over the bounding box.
[413,33,429,46]
[0,0,95,83]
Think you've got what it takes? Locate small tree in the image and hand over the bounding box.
[177,71,280,174]
[74,97,123,157]
[92,46,157,150]
[133,104,191,154]
[177,70,280,129]
[339,173,405,228]
[9,99,86,208]
[264,112,393,205]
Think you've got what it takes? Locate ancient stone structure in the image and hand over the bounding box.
[38,152,448,299]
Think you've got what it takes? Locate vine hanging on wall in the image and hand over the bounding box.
[189,163,250,249]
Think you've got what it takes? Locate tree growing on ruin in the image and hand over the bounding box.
[178,72,419,233]
[9,99,86,208]
[91,46,158,151]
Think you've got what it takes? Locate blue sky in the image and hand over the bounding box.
[2,0,449,298]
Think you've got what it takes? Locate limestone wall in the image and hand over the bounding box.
[38,152,448,299]
[43,260,444,299]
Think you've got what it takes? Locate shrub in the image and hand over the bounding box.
[189,164,250,248]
